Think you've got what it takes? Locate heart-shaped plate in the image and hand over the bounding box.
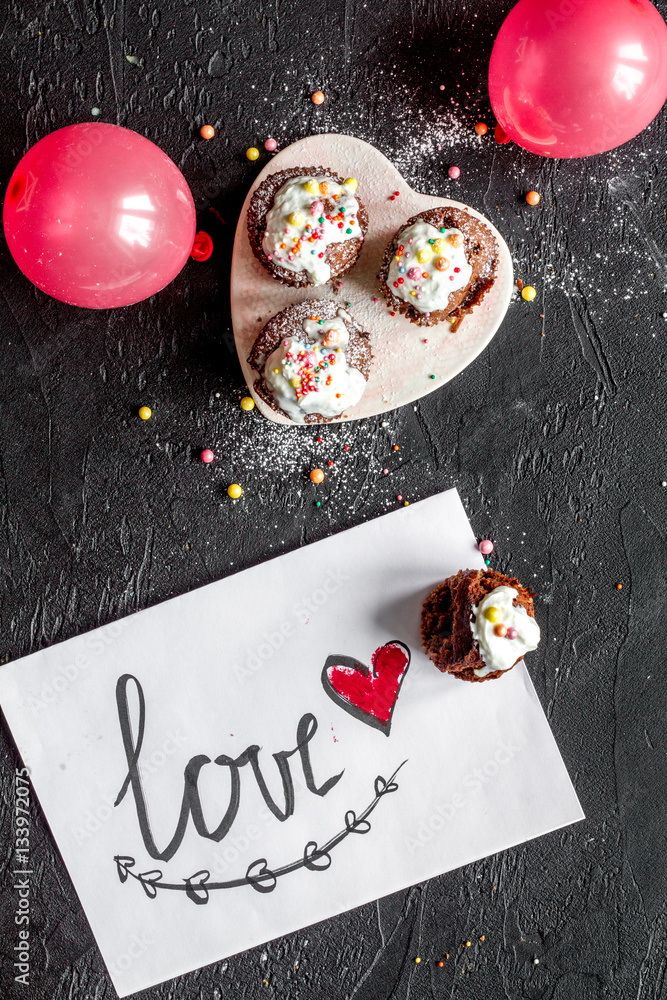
[230,133,513,425]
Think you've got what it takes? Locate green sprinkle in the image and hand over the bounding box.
[345,301,351,308]
[485,558,491,566]
[345,227,352,234]
[318,319,324,325]
[428,239,434,244]
[318,216,325,223]
[315,500,321,507]
[429,374,436,379]
[440,227,446,233]
[340,206,346,212]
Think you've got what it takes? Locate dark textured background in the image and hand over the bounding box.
[1,0,667,997]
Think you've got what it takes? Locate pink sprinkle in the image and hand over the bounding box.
[264,138,277,151]
[267,255,272,261]
[407,266,422,280]
[448,165,461,179]
[373,297,379,303]
[439,84,445,91]
[397,495,403,502]
[408,238,413,244]
[423,338,428,343]
[506,627,518,640]
[200,449,215,464]
[383,468,389,475]
[479,539,494,555]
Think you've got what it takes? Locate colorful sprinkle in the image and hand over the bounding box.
[311,91,325,105]
[200,124,215,140]
[414,957,421,964]
[397,494,403,501]
[479,539,494,555]
[475,122,488,135]
[522,286,537,301]
[506,627,518,640]
[227,484,243,498]
[138,405,152,420]
[200,449,215,464]
[246,147,260,161]
[429,374,436,379]
[383,468,389,475]
[264,137,277,151]
[494,623,508,637]
[616,582,623,590]
[483,606,501,623]
[315,500,321,507]
[526,190,541,206]
[448,165,461,179]
[310,468,325,484]
[240,396,255,411]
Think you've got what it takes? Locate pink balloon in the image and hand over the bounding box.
[489,0,667,158]
[3,123,196,308]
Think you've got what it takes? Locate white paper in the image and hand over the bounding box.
[0,489,583,997]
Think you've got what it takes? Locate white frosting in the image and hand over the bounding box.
[263,309,367,423]
[386,220,472,314]
[262,176,362,284]
[470,586,540,678]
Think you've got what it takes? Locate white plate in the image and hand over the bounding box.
[230,133,513,425]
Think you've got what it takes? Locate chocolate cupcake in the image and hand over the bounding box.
[247,300,372,424]
[247,168,368,287]
[421,569,540,682]
[379,207,499,329]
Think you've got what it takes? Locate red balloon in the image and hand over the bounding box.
[3,123,196,308]
[489,0,667,158]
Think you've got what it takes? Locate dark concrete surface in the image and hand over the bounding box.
[1,1,666,997]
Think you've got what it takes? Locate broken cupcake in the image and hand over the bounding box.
[247,168,368,287]
[247,300,372,424]
[421,568,540,682]
[379,206,499,329]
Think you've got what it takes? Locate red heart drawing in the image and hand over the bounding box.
[321,641,411,736]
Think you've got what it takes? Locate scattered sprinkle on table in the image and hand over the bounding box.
[310,468,325,484]
[240,396,255,411]
[200,449,214,464]
[200,124,215,139]
[438,961,444,967]
[383,468,389,474]
[522,286,537,301]
[393,445,400,451]
[448,165,461,179]
[526,190,541,206]
[327,460,334,467]
[479,539,494,555]
[475,122,488,135]
[344,445,349,451]
[317,436,323,443]
[264,137,277,151]
[311,90,325,105]
[414,957,421,964]
[227,483,243,498]
[616,582,623,590]
[138,405,152,420]
[429,374,436,380]
[246,146,260,161]
[315,500,321,507]
[397,494,403,501]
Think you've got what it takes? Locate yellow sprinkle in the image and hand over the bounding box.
[304,179,318,194]
[138,405,152,420]
[522,285,537,301]
[273,367,280,374]
[343,177,358,191]
[483,607,501,623]
[288,212,303,226]
[246,147,259,161]
[240,396,255,411]
[414,957,421,964]
[410,290,416,296]
[227,483,243,499]
[403,500,409,506]
[465,941,471,947]
[416,248,431,264]
[432,239,445,254]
